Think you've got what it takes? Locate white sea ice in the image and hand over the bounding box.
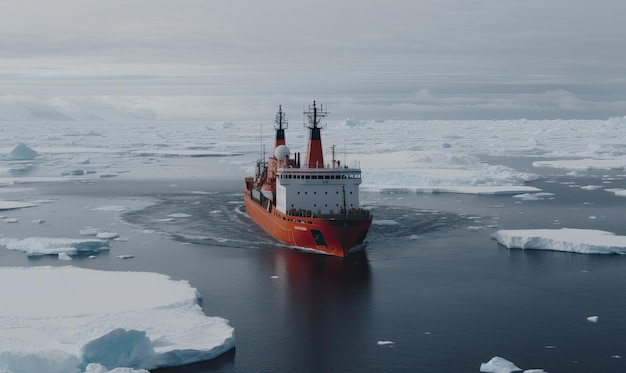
[358,150,540,195]
[587,315,599,323]
[533,158,626,171]
[491,228,626,254]
[168,213,192,218]
[376,340,395,346]
[480,356,522,372]
[97,231,120,239]
[513,192,555,201]
[0,200,38,211]
[85,363,148,373]
[5,143,38,161]
[605,188,626,197]
[0,237,109,257]
[0,266,234,372]
[92,206,129,212]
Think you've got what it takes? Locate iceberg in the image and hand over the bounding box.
[480,356,546,373]
[5,144,38,161]
[480,356,522,373]
[491,228,626,254]
[0,266,234,372]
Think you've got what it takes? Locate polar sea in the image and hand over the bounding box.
[1,117,626,372]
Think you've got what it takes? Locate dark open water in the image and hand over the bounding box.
[2,162,626,372]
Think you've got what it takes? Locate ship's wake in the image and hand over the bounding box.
[123,193,469,251]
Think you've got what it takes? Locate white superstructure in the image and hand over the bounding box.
[275,167,362,215]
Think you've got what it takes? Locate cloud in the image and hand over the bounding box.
[0,0,625,119]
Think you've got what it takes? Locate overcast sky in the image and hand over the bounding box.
[1,0,625,120]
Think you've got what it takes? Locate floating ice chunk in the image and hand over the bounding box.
[117,255,134,259]
[2,217,18,223]
[480,356,522,373]
[581,185,603,191]
[587,315,599,323]
[58,253,73,261]
[377,340,395,346]
[92,206,129,212]
[32,218,46,224]
[513,192,555,201]
[97,231,120,239]
[7,143,38,160]
[0,266,234,372]
[533,159,626,170]
[167,213,191,218]
[606,188,626,197]
[0,237,109,257]
[80,227,104,236]
[491,228,626,254]
[85,362,149,372]
[0,200,38,211]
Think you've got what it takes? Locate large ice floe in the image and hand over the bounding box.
[492,228,626,254]
[0,266,234,373]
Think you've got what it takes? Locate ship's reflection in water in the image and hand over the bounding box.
[263,247,372,371]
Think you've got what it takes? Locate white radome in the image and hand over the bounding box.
[274,144,290,161]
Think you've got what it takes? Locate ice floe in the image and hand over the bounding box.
[491,228,626,254]
[0,200,37,211]
[605,188,626,197]
[376,340,395,346]
[0,237,110,257]
[480,356,546,373]
[0,266,234,372]
[480,356,521,373]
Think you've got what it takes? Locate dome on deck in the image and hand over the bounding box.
[274,145,290,161]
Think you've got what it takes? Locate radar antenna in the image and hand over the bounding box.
[303,100,327,129]
[274,105,288,130]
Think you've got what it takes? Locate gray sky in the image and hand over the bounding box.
[1,0,625,120]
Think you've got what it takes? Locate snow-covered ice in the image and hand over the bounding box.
[0,266,234,372]
[0,200,37,211]
[0,117,625,194]
[491,228,626,254]
[0,237,110,257]
[480,356,522,372]
[606,188,626,197]
[1,114,626,372]
[480,356,546,373]
[2,143,38,161]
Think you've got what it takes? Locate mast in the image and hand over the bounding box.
[303,100,327,168]
[274,105,288,149]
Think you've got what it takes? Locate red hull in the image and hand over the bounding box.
[244,188,372,257]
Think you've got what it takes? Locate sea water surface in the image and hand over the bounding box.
[2,158,625,372]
